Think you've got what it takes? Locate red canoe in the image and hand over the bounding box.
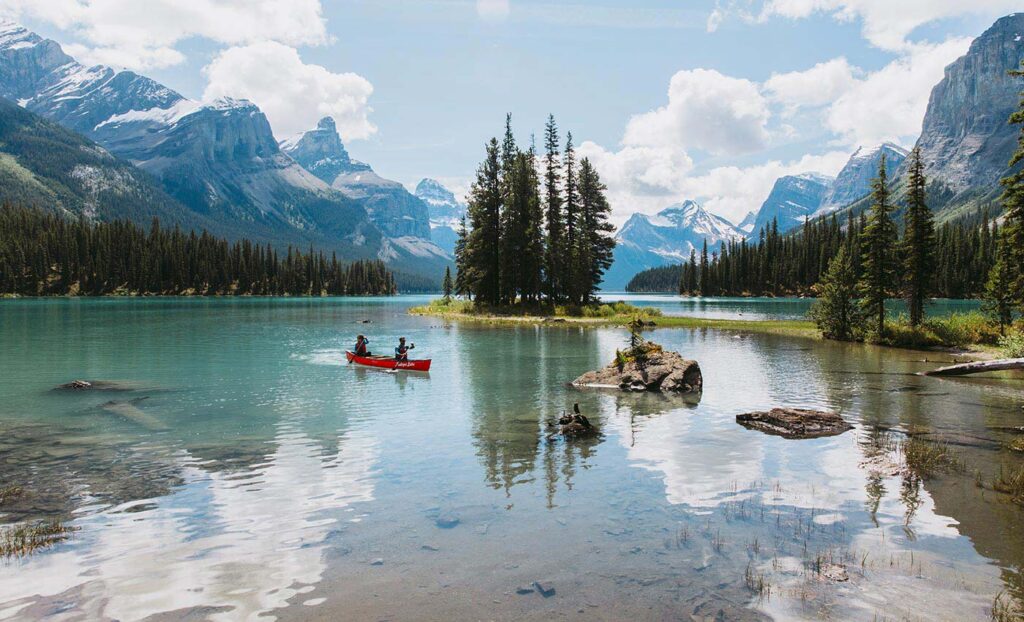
[345,351,432,372]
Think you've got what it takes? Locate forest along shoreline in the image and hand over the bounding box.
[409,299,1009,361]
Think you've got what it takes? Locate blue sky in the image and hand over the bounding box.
[7,0,1019,224]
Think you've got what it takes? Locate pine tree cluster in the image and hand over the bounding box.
[0,205,397,296]
[455,115,615,307]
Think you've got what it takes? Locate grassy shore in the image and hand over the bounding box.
[409,299,818,337]
[410,299,1020,357]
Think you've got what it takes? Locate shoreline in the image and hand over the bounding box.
[409,305,1000,360]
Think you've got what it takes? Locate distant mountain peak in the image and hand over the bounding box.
[280,116,370,184]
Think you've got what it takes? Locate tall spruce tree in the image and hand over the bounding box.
[498,115,520,304]
[542,115,564,302]
[563,130,580,302]
[901,146,935,327]
[999,61,1024,311]
[698,239,709,296]
[519,145,546,303]
[465,138,503,305]
[982,231,1016,333]
[858,155,898,337]
[453,215,470,298]
[575,157,616,302]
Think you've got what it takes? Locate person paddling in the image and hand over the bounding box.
[395,337,415,361]
[354,335,371,356]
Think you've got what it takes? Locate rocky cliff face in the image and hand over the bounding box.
[282,118,433,240]
[751,173,833,236]
[818,143,908,215]
[914,13,1024,201]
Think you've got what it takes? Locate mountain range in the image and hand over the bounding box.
[608,13,1022,289]
[0,20,452,287]
[414,178,468,255]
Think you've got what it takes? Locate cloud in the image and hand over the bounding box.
[202,41,375,141]
[476,0,510,21]
[764,57,861,110]
[676,151,850,223]
[623,68,770,156]
[715,0,1020,50]
[824,39,969,147]
[0,0,329,70]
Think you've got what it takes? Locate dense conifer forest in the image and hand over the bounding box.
[625,209,999,299]
[455,114,616,306]
[0,205,396,296]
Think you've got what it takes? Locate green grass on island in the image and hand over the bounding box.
[409,298,818,336]
[411,299,1023,356]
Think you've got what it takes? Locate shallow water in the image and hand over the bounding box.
[0,296,1021,621]
[598,293,981,321]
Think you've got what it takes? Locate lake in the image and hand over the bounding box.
[0,296,1021,621]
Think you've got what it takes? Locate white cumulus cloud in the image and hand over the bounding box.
[202,41,375,141]
[720,0,1020,50]
[623,68,770,156]
[764,57,861,110]
[0,0,330,70]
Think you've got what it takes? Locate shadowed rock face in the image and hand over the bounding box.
[914,14,1024,197]
[572,349,703,394]
[736,408,852,439]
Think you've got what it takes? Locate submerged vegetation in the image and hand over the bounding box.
[0,204,397,296]
[0,520,77,558]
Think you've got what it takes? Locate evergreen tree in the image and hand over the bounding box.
[901,146,935,326]
[575,158,615,302]
[982,232,1016,333]
[563,130,580,302]
[998,60,1024,311]
[453,216,470,297]
[858,155,898,337]
[809,246,862,341]
[542,114,564,302]
[698,239,709,296]
[442,265,453,302]
[465,139,503,305]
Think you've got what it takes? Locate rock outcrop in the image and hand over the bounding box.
[572,347,702,394]
[913,14,1024,200]
[736,408,851,439]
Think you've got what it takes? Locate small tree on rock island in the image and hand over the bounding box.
[442,266,453,302]
[858,155,898,338]
[810,246,863,341]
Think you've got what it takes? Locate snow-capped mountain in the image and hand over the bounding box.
[415,178,467,255]
[737,211,757,234]
[815,143,908,216]
[282,117,433,241]
[602,200,743,290]
[750,172,833,238]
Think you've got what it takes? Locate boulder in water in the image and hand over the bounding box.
[572,345,702,394]
[736,408,851,439]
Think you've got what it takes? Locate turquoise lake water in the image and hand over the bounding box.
[0,296,1021,621]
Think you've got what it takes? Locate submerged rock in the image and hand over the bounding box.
[55,380,144,392]
[736,408,851,439]
[572,346,702,394]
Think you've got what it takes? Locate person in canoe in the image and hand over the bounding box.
[354,334,371,356]
[395,337,415,361]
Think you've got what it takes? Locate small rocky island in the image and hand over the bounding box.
[572,340,702,394]
[736,408,852,439]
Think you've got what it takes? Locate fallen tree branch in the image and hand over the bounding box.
[920,358,1024,377]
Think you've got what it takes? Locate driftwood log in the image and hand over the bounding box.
[920,358,1024,377]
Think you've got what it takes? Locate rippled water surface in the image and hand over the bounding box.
[0,297,1021,621]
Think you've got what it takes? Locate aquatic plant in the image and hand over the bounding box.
[0,520,78,558]
[744,562,771,599]
[992,463,1024,505]
[900,437,966,477]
